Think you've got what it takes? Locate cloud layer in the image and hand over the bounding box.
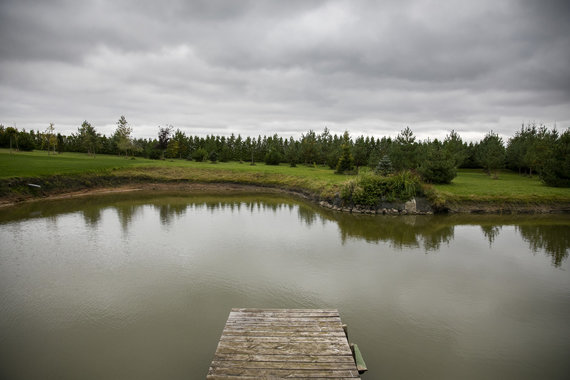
[1,0,569,141]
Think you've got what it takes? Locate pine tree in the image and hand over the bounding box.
[336,132,355,174]
[114,116,133,157]
[375,154,393,176]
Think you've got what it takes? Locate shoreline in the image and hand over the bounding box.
[1,179,569,214]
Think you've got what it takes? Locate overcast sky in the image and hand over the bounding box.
[1,0,569,141]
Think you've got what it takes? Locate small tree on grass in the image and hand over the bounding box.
[285,138,299,167]
[418,144,457,184]
[375,154,393,176]
[539,129,570,187]
[443,130,467,167]
[477,131,505,178]
[265,149,281,165]
[114,116,132,158]
[336,132,355,174]
[157,125,172,159]
[192,147,208,162]
[6,126,18,153]
[78,120,99,157]
[17,130,35,151]
[44,123,57,155]
[209,150,218,163]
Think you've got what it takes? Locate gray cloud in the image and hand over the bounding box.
[1,0,569,141]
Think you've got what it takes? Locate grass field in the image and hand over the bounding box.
[0,149,156,177]
[433,169,570,202]
[0,149,348,197]
[0,149,343,179]
[1,149,569,202]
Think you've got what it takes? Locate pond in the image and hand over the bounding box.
[1,192,569,379]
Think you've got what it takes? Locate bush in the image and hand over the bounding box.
[192,148,208,162]
[209,150,218,163]
[336,143,355,174]
[539,130,570,187]
[327,149,340,169]
[374,154,393,176]
[264,149,281,165]
[17,133,35,151]
[148,148,162,160]
[476,131,505,177]
[418,146,456,184]
[341,170,422,206]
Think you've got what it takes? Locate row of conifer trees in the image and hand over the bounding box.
[0,119,568,186]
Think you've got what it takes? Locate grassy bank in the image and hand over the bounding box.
[0,149,347,199]
[1,149,569,210]
[433,169,570,204]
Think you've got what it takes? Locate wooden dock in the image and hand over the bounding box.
[207,308,362,379]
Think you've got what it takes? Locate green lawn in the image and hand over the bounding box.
[0,149,342,180]
[1,149,569,202]
[433,169,570,202]
[0,149,348,196]
[0,149,157,177]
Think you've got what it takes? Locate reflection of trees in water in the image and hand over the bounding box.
[480,225,502,245]
[82,208,101,227]
[295,205,454,251]
[297,206,318,226]
[333,214,454,251]
[3,192,568,268]
[151,198,290,225]
[115,204,142,233]
[517,225,570,267]
[154,203,188,225]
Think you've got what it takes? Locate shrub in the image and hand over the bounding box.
[336,143,355,174]
[539,129,570,187]
[476,131,505,177]
[17,133,35,151]
[148,148,161,160]
[327,149,340,169]
[341,170,422,206]
[192,148,208,162]
[209,150,218,163]
[374,154,393,176]
[418,146,456,184]
[264,149,281,165]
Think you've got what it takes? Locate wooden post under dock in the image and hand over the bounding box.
[207,308,364,379]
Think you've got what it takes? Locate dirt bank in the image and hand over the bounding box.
[1,176,568,214]
[0,182,310,208]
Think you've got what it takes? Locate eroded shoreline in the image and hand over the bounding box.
[1,180,569,215]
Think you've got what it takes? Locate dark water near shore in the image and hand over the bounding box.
[1,192,569,379]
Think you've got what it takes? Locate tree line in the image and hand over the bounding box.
[0,117,568,187]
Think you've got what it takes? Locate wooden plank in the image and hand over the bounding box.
[211,354,356,363]
[207,376,358,380]
[209,360,357,370]
[224,323,344,332]
[214,342,352,356]
[207,368,359,378]
[221,330,347,337]
[227,317,343,324]
[219,336,349,344]
[225,320,343,325]
[228,312,341,318]
[223,326,343,331]
[231,308,339,313]
[351,344,367,374]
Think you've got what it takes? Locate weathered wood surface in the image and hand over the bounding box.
[207,308,360,379]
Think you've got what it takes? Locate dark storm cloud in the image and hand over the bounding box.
[0,0,569,140]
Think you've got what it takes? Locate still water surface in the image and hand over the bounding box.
[1,192,569,379]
